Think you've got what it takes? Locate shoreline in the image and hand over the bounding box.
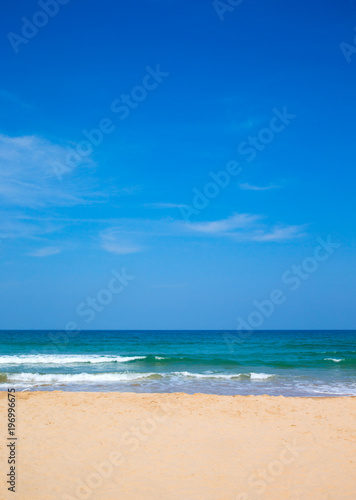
[1,389,356,397]
[1,389,355,398]
[1,392,356,499]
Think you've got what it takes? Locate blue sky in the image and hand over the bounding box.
[0,0,355,330]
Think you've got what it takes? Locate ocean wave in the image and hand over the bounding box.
[0,355,147,365]
[250,372,275,380]
[172,371,242,380]
[2,354,353,369]
[311,385,356,395]
[5,372,163,383]
[1,371,277,384]
[172,371,276,381]
[0,354,243,367]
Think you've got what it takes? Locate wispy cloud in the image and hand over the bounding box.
[0,89,33,109]
[0,133,97,208]
[248,225,307,242]
[239,182,282,191]
[28,246,62,257]
[110,185,141,196]
[184,213,261,234]
[100,228,143,255]
[145,202,190,209]
[0,214,61,241]
[99,213,307,252]
[230,116,265,133]
[0,134,139,251]
[150,283,188,289]
[184,214,306,242]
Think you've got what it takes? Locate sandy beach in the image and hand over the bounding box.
[0,392,355,500]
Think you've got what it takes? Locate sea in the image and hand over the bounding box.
[0,330,355,396]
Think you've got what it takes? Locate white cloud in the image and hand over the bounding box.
[184,214,306,242]
[0,215,61,241]
[239,182,282,191]
[28,246,62,257]
[99,213,307,252]
[0,133,97,208]
[185,213,261,234]
[0,134,136,250]
[100,228,143,255]
[249,225,307,242]
[145,202,190,209]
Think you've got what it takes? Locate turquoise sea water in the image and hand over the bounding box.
[0,330,355,396]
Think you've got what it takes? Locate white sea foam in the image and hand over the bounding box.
[0,355,146,365]
[2,370,277,385]
[311,384,356,396]
[172,371,276,381]
[250,372,275,380]
[172,371,242,380]
[6,372,161,383]
[324,358,344,363]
